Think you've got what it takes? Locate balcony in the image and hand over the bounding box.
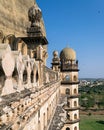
[61,81,80,85]
[65,119,80,124]
[63,105,80,111]
[68,94,80,98]
[61,64,79,72]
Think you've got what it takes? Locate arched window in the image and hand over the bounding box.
[74,101,77,107]
[65,75,70,81]
[66,127,70,130]
[74,126,77,130]
[66,88,70,95]
[74,88,77,94]
[73,75,77,81]
[74,114,77,119]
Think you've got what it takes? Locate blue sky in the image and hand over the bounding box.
[36,0,104,78]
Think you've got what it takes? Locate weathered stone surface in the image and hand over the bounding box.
[0,0,46,37]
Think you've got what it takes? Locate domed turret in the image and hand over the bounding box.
[60,47,76,61]
[53,51,58,58]
[51,50,60,71]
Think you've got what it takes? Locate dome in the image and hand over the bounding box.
[60,47,76,61]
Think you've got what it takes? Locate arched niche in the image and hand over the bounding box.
[66,88,70,95]
[73,75,77,81]
[74,126,77,130]
[74,114,77,120]
[74,88,77,94]
[66,127,70,130]
[74,101,77,107]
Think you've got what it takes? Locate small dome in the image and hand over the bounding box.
[60,47,76,61]
[53,51,58,57]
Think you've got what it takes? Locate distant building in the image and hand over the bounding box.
[0,1,79,130]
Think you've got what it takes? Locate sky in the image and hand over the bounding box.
[36,0,104,78]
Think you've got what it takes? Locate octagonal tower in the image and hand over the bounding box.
[60,47,80,130]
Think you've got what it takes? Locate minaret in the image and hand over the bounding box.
[60,47,80,130]
[51,50,60,72]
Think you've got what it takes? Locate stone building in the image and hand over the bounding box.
[0,0,79,130]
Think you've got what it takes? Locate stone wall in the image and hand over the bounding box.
[0,0,46,37]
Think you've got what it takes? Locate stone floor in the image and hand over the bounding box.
[49,95,66,130]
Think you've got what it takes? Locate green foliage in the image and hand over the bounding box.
[80,115,104,130]
[79,85,104,109]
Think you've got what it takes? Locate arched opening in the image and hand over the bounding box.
[23,69,27,84]
[65,75,70,81]
[36,70,39,82]
[12,68,18,82]
[74,126,77,130]
[73,75,77,81]
[66,88,70,95]
[31,70,34,83]
[74,88,77,94]
[66,127,70,130]
[12,68,18,89]
[74,114,77,120]
[74,101,77,107]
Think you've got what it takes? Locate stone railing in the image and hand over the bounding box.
[43,65,59,85]
[61,63,79,71]
[0,44,41,96]
[0,44,60,97]
[0,44,61,130]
